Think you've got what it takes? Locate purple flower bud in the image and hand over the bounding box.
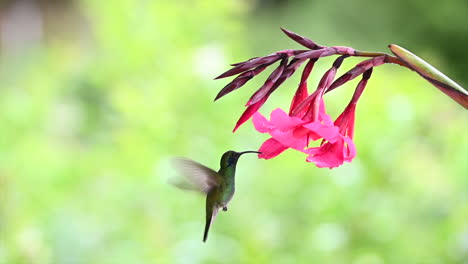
[215,54,281,79]
[294,47,336,60]
[230,57,259,66]
[349,68,373,104]
[214,64,268,101]
[247,58,288,105]
[327,56,384,93]
[280,28,324,50]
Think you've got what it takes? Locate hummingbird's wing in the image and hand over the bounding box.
[171,158,220,194]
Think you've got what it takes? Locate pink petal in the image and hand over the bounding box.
[347,107,356,139]
[292,126,310,138]
[306,143,345,168]
[342,136,356,161]
[319,112,334,126]
[302,121,340,143]
[270,129,308,151]
[252,112,271,133]
[317,98,335,126]
[269,108,304,130]
[304,131,323,142]
[305,134,357,168]
[258,138,288,159]
[305,136,347,168]
[333,104,356,139]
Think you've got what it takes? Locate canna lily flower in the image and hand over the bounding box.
[305,68,372,168]
[252,56,349,164]
[305,135,356,168]
[252,107,340,159]
[305,114,357,168]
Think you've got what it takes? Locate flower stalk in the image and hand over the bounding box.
[215,28,468,168]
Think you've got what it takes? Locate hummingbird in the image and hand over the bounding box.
[171,150,261,242]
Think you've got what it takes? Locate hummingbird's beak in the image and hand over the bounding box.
[238,151,262,156]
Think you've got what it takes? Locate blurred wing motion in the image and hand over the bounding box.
[170,158,220,193]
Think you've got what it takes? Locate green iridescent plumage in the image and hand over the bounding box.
[172,150,260,242]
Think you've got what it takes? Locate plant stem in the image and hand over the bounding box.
[354,50,407,67]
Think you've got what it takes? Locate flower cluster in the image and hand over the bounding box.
[215,28,468,168]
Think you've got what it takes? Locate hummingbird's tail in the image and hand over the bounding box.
[203,203,219,242]
[203,216,211,242]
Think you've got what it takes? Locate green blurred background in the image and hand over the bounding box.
[1,0,467,263]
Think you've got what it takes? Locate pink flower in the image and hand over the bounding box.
[252,107,340,159]
[305,108,357,168]
[290,55,347,122]
[252,56,353,165]
[305,68,373,168]
[215,28,454,170]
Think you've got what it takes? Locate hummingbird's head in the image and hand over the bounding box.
[220,150,261,167]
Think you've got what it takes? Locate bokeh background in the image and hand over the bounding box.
[1,0,467,263]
